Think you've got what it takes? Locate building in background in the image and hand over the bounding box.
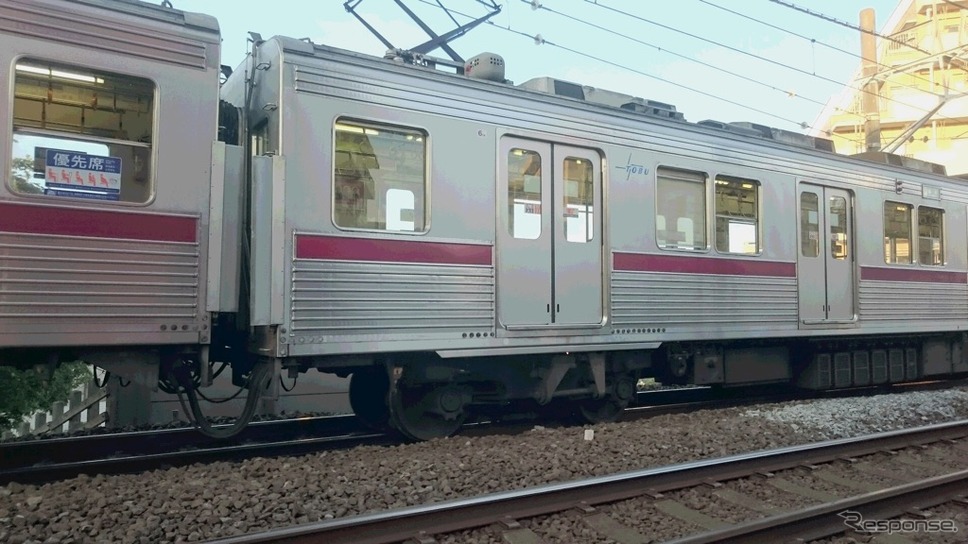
[812,0,968,176]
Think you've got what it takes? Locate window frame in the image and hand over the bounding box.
[883,200,914,265]
[654,166,708,252]
[506,147,543,241]
[917,205,945,267]
[713,174,761,256]
[330,117,430,235]
[800,191,820,258]
[8,57,157,206]
[561,155,594,244]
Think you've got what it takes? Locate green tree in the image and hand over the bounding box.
[11,154,43,194]
[0,363,91,431]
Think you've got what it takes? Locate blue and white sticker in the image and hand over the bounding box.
[45,149,122,201]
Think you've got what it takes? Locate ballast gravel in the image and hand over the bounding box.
[1,387,967,543]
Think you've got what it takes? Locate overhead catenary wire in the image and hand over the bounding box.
[412,0,845,135]
[580,0,967,127]
[518,0,856,120]
[767,0,935,55]
[698,0,954,95]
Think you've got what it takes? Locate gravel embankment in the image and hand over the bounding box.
[2,388,967,543]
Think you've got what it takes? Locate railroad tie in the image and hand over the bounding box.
[811,470,883,493]
[893,453,957,474]
[711,488,783,515]
[861,532,916,544]
[653,499,730,531]
[950,439,968,454]
[582,512,650,544]
[852,461,914,483]
[501,527,546,544]
[764,477,839,502]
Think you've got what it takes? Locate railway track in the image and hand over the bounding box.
[0,415,391,485]
[0,386,787,485]
[204,420,968,544]
[2,380,962,486]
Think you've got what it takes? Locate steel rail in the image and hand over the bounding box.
[665,469,968,543]
[0,386,771,484]
[204,419,968,544]
[3,379,963,485]
[2,432,394,485]
[0,415,380,484]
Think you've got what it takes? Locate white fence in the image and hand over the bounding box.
[2,378,108,439]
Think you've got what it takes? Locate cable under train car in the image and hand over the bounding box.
[2,0,968,440]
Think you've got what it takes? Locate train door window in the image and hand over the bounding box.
[333,120,427,232]
[828,195,848,260]
[884,201,912,264]
[918,206,944,266]
[508,148,542,240]
[563,156,593,243]
[9,59,155,203]
[800,193,820,257]
[656,167,706,251]
[714,176,758,254]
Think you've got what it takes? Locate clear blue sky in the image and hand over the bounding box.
[172,0,901,133]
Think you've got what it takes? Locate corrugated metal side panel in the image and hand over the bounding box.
[0,232,199,320]
[0,0,211,69]
[291,260,494,338]
[611,272,798,326]
[859,280,968,321]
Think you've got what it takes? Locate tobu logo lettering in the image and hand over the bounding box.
[615,152,649,182]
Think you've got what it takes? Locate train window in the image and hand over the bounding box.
[828,196,848,260]
[918,206,944,266]
[714,176,758,254]
[884,201,912,264]
[9,59,154,203]
[800,193,820,257]
[563,157,593,243]
[333,120,427,232]
[656,167,706,251]
[508,148,542,240]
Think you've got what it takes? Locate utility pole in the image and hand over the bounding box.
[860,8,882,152]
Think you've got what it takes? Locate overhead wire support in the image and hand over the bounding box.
[344,0,502,64]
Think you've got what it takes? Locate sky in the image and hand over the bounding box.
[172,0,901,134]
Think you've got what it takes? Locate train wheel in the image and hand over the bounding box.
[576,397,627,424]
[576,374,636,424]
[388,382,467,441]
[348,368,390,431]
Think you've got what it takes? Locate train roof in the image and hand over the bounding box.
[261,35,952,180]
[72,0,220,34]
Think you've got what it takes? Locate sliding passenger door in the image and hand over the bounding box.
[797,183,855,324]
[553,145,603,325]
[498,138,553,326]
[497,137,603,329]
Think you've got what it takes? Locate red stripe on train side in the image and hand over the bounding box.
[861,266,967,284]
[0,202,198,243]
[614,252,796,277]
[295,234,493,266]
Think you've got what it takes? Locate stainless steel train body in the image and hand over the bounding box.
[3,0,968,439]
[0,0,226,372]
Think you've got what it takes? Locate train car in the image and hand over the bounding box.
[2,0,968,441]
[0,0,251,432]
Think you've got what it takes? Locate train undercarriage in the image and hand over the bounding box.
[323,330,968,440]
[4,331,966,441]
